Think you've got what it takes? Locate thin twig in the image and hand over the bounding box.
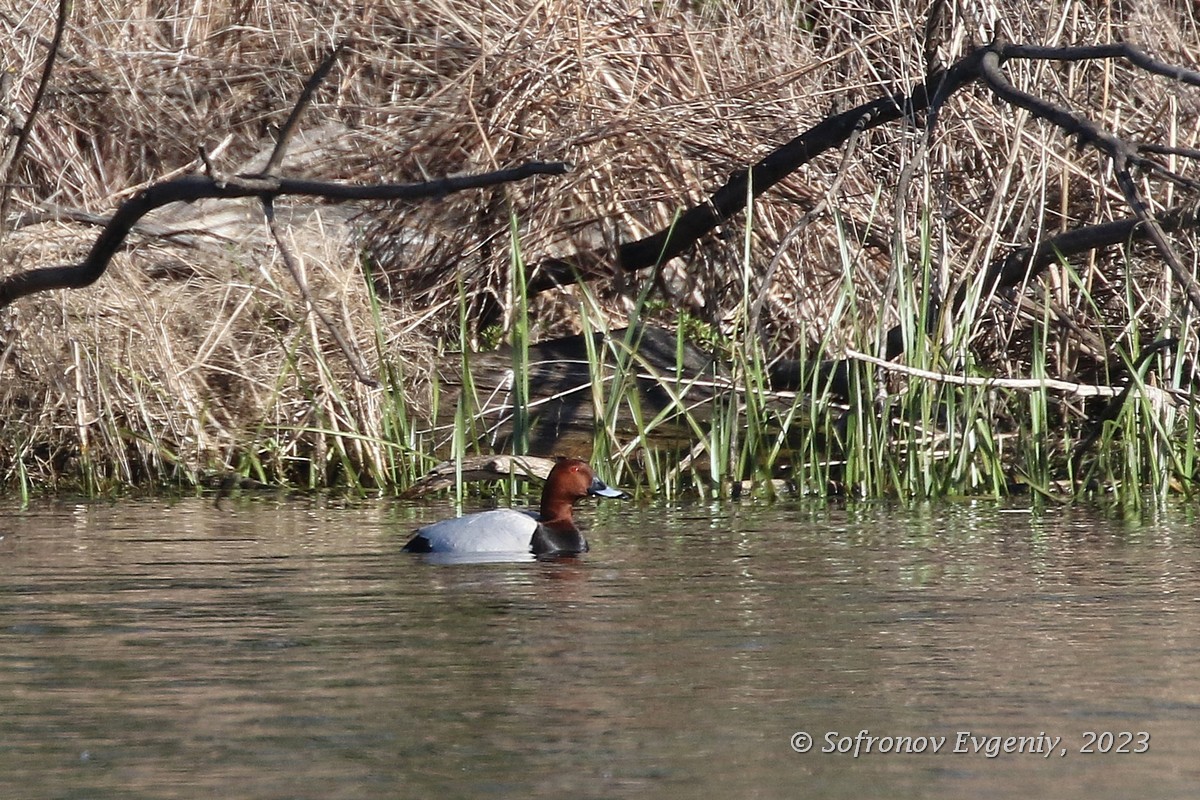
[749,113,867,337]
[256,42,374,386]
[1113,162,1200,318]
[0,0,68,239]
[262,197,378,388]
[262,42,347,177]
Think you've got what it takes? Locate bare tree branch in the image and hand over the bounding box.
[527,49,990,293]
[1003,41,1200,86]
[979,41,1200,316]
[0,162,569,310]
[528,39,1200,307]
[520,36,1199,405]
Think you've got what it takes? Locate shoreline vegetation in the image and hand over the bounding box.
[1,1,1198,504]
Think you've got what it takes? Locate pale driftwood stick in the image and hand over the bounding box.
[8,205,225,242]
[843,347,1182,404]
[400,454,559,497]
[0,161,569,310]
[767,200,1200,396]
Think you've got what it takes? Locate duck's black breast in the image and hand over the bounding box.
[530,524,588,556]
[402,534,433,553]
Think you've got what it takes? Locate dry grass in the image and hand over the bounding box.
[1,0,1198,492]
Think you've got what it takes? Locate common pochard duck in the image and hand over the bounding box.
[403,458,629,557]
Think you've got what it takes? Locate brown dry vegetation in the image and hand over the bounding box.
[1,0,1198,494]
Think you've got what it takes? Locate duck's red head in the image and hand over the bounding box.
[539,458,630,525]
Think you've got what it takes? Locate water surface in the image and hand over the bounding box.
[1,495,1198,798]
